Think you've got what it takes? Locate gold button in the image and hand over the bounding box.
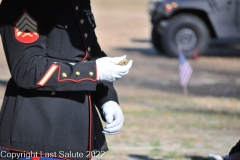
[80,19,84,25]
[89,72,94,77]
[75,5,79,11]
[76,71,81,76]
[84,33,88,38]
[65,25,68,29]
[62,73,67,78]
[51,91,56,95]
[88,47,91,52]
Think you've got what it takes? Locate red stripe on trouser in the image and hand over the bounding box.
[32,157,41,160]
[88,94,92,160]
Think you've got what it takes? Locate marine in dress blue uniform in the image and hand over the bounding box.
[0,0,132,159]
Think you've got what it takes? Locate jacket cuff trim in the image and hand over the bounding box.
[57,65,97,83]
[37,64,97,86]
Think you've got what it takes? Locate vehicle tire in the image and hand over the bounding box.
[151,26,164,53]
[161,14,209,58]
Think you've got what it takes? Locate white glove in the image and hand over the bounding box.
[208,154,223,160]
[102,101,124,135]
[96,55,133,82]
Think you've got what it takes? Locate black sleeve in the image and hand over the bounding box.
[0,2,3,35]
[0,0,97,91]
[91,82,119,107]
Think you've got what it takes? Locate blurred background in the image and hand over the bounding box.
[1,0,240,159]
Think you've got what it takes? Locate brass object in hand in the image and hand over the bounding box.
[118,59,129,66]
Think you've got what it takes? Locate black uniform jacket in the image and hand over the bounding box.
[0,0,119,159]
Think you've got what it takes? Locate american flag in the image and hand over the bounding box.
[178,51,193,87]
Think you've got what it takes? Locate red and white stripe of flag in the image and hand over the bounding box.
[178,61,193,87]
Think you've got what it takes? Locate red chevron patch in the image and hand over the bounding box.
[14,11,39,43]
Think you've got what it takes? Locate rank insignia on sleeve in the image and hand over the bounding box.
[14,10,39,43]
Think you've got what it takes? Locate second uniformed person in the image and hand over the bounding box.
[0,0,133,159]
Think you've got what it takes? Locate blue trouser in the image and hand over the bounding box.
[0,148,13,160]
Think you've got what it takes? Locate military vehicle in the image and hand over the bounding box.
[149,0,240,57]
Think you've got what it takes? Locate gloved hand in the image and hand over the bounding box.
[101,101,124,135]
[96,55,133,82]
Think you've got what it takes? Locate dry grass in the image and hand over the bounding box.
[98,85,240,160]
